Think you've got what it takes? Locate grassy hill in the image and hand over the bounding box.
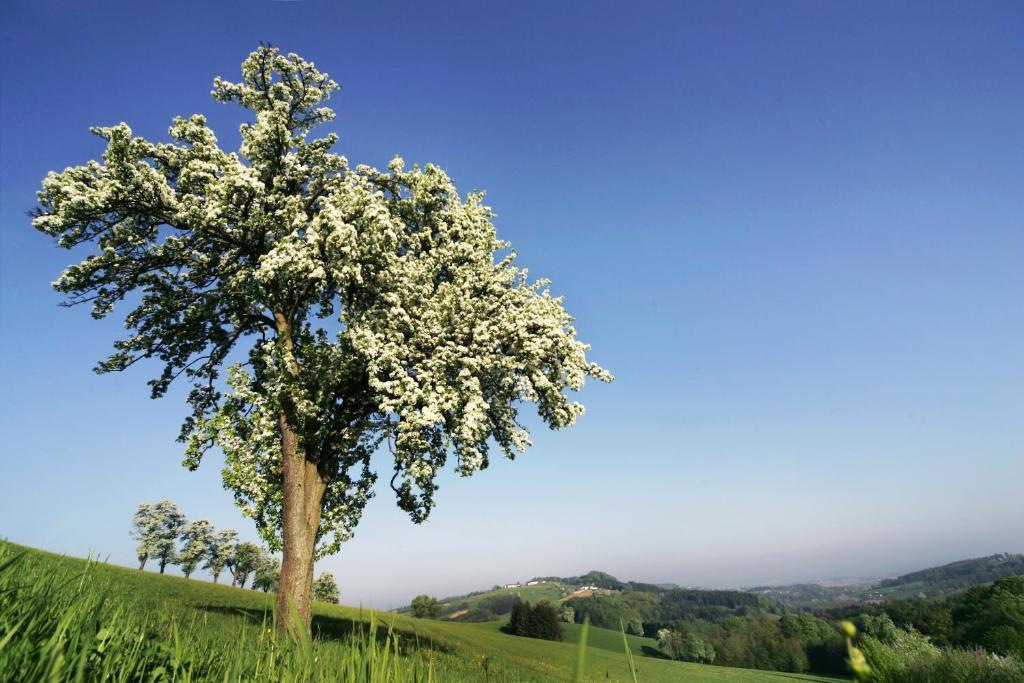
[422,553,1024,623]
[867,553,1024,600]
[404,570,641,621]
[410,570,768,627]
[748,553,1024,608]
[412,582,576,622]
[0,541,842,682]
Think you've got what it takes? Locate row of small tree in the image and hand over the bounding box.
[131,500,338,602]
[132,500,274,587]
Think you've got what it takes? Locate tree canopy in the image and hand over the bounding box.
[36,45,610,633]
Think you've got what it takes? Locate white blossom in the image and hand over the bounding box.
[36,46,612,562]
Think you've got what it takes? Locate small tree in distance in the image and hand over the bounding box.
[410,595,441,618]
[131,503,155,570]
[313,572,339,604]
[131,501,185,573]
[228,542,262,588]
[205,529,237,584]
[253,552,281,593]
[178,519,214,579]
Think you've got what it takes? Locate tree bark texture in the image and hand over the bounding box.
[273,314,328,637]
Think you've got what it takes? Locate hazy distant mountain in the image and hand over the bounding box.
[748,553,1024,607]
[870,553,1024,596]
[410,553,1024,616]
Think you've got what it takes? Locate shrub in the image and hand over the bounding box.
[657,628,716,664]
[857,616,941,683]
[502,600,563,641]
[883,648,1024,683]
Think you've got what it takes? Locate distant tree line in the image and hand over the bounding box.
[130,501,337,602]
[564,585,775,636]
[655,613,847,674]
[562,584,852,674]
[877,553,1024,592]
[752,553,1024,609]
[533,570,664,593]
[502,600,563,641]
[648,576,1024,677]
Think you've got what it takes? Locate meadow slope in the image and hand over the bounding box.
[0,541,843,682]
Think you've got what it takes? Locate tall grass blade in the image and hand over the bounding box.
[573,616,589,683]
[619,619,639,683]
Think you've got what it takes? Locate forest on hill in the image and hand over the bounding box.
[405,556,1024,678]
[747,553,1024,607]
[876,553,1024,593]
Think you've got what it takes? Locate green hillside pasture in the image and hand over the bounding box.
[0,541,842,682]
[438,583,569,618]
[406,619,842,683]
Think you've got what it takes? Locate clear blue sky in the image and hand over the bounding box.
[1,0,1022,608]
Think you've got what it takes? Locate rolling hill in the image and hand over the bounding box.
[748,553,1024,607]
[404,553,1024,629]
[0,541,841,682]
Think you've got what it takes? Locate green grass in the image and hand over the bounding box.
[0,541,844,682]
[424,583,570,619]
[399,619,840,682]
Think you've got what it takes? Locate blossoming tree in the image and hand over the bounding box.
[35,46,611,634]
[205,528,237,585]
[130,500,186,573]
[178,519,214,579]
[312,571,340,604]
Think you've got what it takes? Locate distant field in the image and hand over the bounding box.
[0,541,844,682]
[401,618,842,682]
[430,582,571,616]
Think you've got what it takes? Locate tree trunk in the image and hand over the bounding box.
[138,555,147,571]
[213,572,220,584]
[272,312,328,638]
[159,559,167,574]
[274,412,327,636]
